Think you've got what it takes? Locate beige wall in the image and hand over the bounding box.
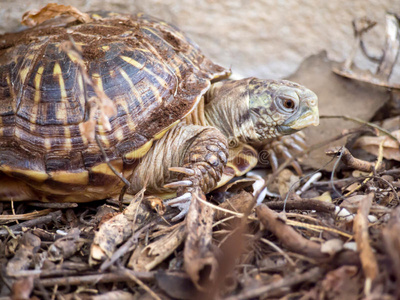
[0,0,399,79]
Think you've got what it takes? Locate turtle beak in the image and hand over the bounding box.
[277,105,319,135]
[290,105,319,130]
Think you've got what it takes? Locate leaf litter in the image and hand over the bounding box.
[1,8,400,300]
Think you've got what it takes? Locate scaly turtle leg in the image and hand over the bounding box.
[130,123,228,220]
[164,129,228,220]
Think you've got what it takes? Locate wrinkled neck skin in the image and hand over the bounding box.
[203,78,260,148]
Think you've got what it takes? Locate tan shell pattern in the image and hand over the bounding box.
[0,12,228,201]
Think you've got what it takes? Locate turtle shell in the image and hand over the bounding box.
[0,11,228,202]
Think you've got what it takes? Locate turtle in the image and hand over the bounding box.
[0,8,319,219]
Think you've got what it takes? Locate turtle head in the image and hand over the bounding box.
[248,79,319,141]
[204,78,318,146]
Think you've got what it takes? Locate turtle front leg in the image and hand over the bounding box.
[164,128,228,219]
[130,123,228,220]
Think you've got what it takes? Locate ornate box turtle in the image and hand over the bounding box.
[0,8,319,219]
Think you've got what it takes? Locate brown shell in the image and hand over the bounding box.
[0,11,228,201]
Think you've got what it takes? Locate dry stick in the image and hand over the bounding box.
[36,271,155,287]
[326,146,379,173]
[25,202,78,209]
[0,208,54,221]
[320,115,400,147]
[224,267,323,300]
[353,193,378,296]
[266,199,335,214]
[120,268,162,300]
[0,211,62,236]
[345,140,385,198]
[256,204,328,259]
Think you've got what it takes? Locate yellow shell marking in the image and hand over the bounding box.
[154,120,179,140]
[54,63,67,121]
[78,123,89,146]
[114,127,124,141]
[102,45,110,51]
[97,125,110,148]
[50,170,89,185]
[64,127,72,150]
[124,140,153,159]
[91,160,123,176]
[19,67,29,83]
[0,165,48,182]
[91,13,102,19]
[34,66,44,103]
[120,55,169,91]
[44,138,51,150]
[30,66,44,124]
[149,84,162,104]
[118,68,143,106]
[53,63,67,100]
[120,55,143,69]
[77,73,85,110]
[5,76,16,112]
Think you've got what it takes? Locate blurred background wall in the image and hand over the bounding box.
[0,0,399,80]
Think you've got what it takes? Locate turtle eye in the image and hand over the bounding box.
[283,99,295,109]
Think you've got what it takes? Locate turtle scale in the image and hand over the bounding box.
[0,12,229,201]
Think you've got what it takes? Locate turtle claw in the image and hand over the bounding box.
[163,180,193,189]
[164,192,192,221]
[168,167,195,176]
[264,132,308,175]
[164,192,192,206]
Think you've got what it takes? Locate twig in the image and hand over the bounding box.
[325,146,378,173]
[26,202,78,209]
[353,193,378,296]
[285,219,353,239]
[0,208,54,221]
[120,268,162,300]
[36,271,155,287]
[259,238,296,267]
[320,115,400,147]
[266,199,335,214]
[256,204,328,259]
[0,211,62,236]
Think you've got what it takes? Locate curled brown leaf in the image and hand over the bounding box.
[22,3,92,27]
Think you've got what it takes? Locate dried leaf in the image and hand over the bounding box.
[22,3,91,27]
[353,193,378,292]
[89,200,151,265]
[129,223,186,271]
[320,266,360,298]
[80,119,96,142]
[277,169,299,197]
[354,130,400,161]
[11,276,34,300]
[48,228,82,261]
[184,190,217,290]
[313,191,332,202]
[6,233,41,276]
